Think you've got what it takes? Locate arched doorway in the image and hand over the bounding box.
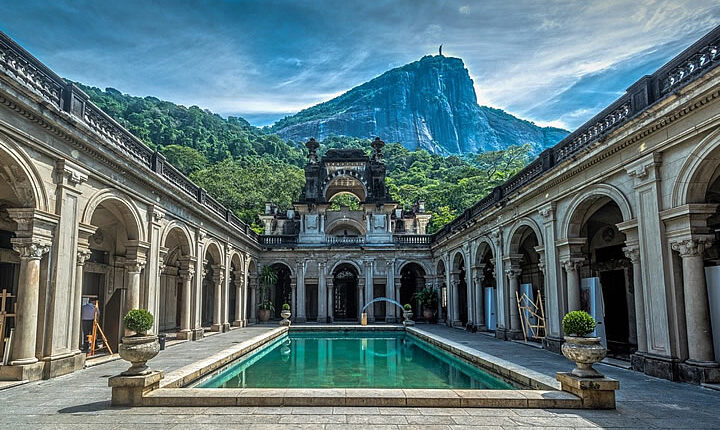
[246,260,257,323]
[85,195,145,352]
[159,226,192,334]
[202,242,223,330]
[271,263,292,319]
[332,263,359,321]
[569,198,634,358]
[436,260,447,324]
[452,253,468,327]
[475,242,496,331]
[229,253,243,325]
[400,263,426,317]
[507,223,543,339]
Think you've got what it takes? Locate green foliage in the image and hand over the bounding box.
[403,303,412,311]
[282,303,291,311]
[562,311,596,336]
[413,287,438,309]
[80,85,533,233]
[328,193,361,211]
[257,266,278,310]
[258,300,275,311]
[123,309,154,335]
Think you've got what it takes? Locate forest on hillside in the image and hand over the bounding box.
[79,84,533,234]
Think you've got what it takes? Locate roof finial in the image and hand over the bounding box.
[439,44,443,56]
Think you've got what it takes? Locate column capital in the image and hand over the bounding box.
[671,237,713,258]
[560,257,584,273]
[537,256,546,274]
[124,260,146,273]
[12,240,50,260]
[76,247,92,266]
[505,267,521,280]
[622,245,641,264]
[179,265,195,280]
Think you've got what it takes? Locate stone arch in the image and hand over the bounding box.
[160,221,194,258]
[475,237,496,265]
[329,259,363,277]
[203,239,223,264]
[0,133,49,211]
[506,217,544,255]
[397,259,432,278]
[673,128,720,206]
[451,250,466,271]
[82,189,146,242]
[323,170,368,201]
[560,183,633,239]
[325,217,367,236]
[265,260,295,277]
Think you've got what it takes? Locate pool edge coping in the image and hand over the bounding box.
[140,324,583,408]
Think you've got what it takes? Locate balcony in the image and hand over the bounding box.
[393,234,431,246]
[326,236,365,246]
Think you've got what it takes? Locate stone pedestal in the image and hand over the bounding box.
[0,361,45,381]
[679,360,720,384]
[556,372,619,409]
[109,371,164,406]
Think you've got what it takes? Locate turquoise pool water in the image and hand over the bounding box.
[197,331,514,389]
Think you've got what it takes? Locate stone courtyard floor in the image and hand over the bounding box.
[1,324,719,429]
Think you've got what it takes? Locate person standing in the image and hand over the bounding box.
[81,299,97,352]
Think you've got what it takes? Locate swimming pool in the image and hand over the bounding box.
[196,330,514,390]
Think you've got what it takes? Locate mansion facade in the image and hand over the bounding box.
[1,26,720,385]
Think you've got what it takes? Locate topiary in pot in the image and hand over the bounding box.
[280,303,291,327]
[124,309,154,336]
[561,311,606,378]
[402,303,414,327]
[119,309,160,376]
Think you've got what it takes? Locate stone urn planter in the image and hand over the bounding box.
[280,309,291,326]
[403,309,415,327]
[257,308,271,322]
[119,335,160,376]
[562,336,606,378]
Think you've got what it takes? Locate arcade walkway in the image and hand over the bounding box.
[0,325,719,429]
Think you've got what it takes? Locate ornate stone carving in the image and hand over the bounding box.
[537,256,546,274]
[125,261,146,273]
[622,246,641,264]
[179,265,195,281]
[76,248,92,266]
[505,268,521,280]
[671,238,712,258]
[13,241,50,259]
[560,258,583,273]
[538,206,554,219]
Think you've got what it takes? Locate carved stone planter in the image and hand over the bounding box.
[280,309,291,326]
[118,335,160,376]
[562,336,606,378]
[403,310,415,327]
[257,309,271,322]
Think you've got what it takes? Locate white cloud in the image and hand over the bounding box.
[459,5,470,15]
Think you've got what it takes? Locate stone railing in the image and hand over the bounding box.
[260,235,298,247]
[326,236,365,246]
[432,25,720,243]
[393,234,431,246]
[0,30,259,246]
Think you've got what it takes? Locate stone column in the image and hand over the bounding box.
[433,277,443,321]
[124,260,145,319]
[178,260,195,339]
[561,258,584,312]
[296,261,306,322]
[233,270,244,326]
[317,262,327,323]
[211,266,224,331]
[385,259,396,323]
[473,265,486,329]
[249,277,257,323]
[623,245,647,353]
[364,260,374,322]
[290,279,297,321]
[9,241,50,365]
[672,238,716,363]
[72,247,92,352]
[394,276,401,320]
[450,271,461,326]
[505,265,522,335]
[327,278,334,323]
[357,281,364,322]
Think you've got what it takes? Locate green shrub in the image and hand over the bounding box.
[562,311,596,336]
[124,309,154,335]
[404,303,412,311]
[282,303,290,311]
[413,287,438,309]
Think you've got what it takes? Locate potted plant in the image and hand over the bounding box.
[413,287,438,322]
[257,266,277,322]
[118,309,160,376]
[561,310,606,378]
[280,303,291,326]
[402,303,415,326]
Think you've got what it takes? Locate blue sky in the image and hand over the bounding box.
[1,1,719,129]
